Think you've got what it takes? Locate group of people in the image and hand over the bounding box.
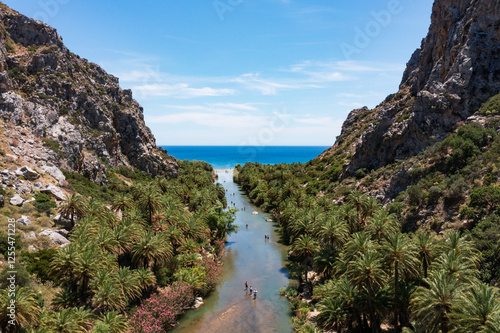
[264,234,270,241]
[244,281,258,299]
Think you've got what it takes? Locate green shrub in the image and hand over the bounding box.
[407,185,425,206]
[0,262,31,288]
[34,192,57,213]
[42,138,63,158]
[0,232,21,257]
[478,92,500,116]
[21,249,58,283]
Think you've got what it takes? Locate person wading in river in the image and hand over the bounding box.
[245,281,248,289]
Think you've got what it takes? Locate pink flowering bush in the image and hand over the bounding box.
[129,281,195,332]
[201,257,221,295]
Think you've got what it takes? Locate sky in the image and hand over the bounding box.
[4,0,434,146]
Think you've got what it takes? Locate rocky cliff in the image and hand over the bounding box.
[0,3,178,183]
[321,0,500,175]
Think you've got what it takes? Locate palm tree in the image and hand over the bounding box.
[111,192,133,214]
[317,296,348,332]
[131,231,173,268]
[93,311,129,333]
[92,280,126,312]
[316,214,349,248]
[411,271,462,333]
[414,232,437,279]
[382,233,419,332]
[82,198,106,219]
[40,307,92,333]
[450,283,500,332]
[292,234,320,286]
[137,185,163,224]
[346,191,370,227]
[433,249,478,284]
[116,267,142,301]
[346,250,387,333]
[50,244,81,293]
[0,287,41,332]
[59,193,86,228]
[366,209,398,243]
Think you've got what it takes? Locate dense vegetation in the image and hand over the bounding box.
[0,161,237,333]
[235,119,500,332]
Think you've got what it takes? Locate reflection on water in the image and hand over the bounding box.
[172,171,293,333]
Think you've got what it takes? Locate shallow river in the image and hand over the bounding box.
[172,170,293,333]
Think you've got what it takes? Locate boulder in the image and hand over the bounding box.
[53,214,72,228]
[28,245,37,252]
[16,166,40,180]
[192,297,204,309]
[16,184,31,195]
[16,215,31,226]
[24,231,36,238]
[40,184,66,201]
[10,194,24,206]
[41,165,65,182]
[39,229,69,246]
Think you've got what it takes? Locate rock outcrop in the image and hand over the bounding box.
[322,0,500,175]
[0,3,178,182]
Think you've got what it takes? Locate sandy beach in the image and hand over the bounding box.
[214,169,234,173]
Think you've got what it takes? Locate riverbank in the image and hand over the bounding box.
[172,171,292,333]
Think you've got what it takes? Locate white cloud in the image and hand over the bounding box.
[131,83,236,98]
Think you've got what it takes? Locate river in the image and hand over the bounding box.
[172,170,293,333]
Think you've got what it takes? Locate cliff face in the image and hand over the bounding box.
[322,0,500,174]
[0,3,177,183]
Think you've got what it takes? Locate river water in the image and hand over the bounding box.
[172,170,293,333]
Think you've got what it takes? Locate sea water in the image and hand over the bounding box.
[162,146,329,169]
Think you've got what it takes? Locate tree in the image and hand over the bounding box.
[39,307,93,333]
[111,192,133,214]
[450,283,500,333]
[292,234,320,286]
[93,311,129,333]
[59,194,86,228]
[347,250,386,333]
[382,233,419,332]
[414,232,437,279]
[131,232,173,268]
[137,185,163,224]
[0,287,41,332]
[317,296,348,332]
[411,272,462,333]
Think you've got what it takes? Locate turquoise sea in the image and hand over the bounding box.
[161,146,329,169]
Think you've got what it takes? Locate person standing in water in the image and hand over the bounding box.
[245,281,248,289]
[254,289,257,299]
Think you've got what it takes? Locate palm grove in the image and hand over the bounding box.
[234,116,500,332]
[0,161,237,332]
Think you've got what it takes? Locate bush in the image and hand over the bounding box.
[469,186,500,216]
[478,92,500,116]
[34,192,57,213]
[0,262,32,288]
[427,186,443,204]
[407,185,425,206]
[0,232,21,257]
[21,249,57,283]
[129,281,194,333]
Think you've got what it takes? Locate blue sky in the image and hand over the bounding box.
[4,0,434,146]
